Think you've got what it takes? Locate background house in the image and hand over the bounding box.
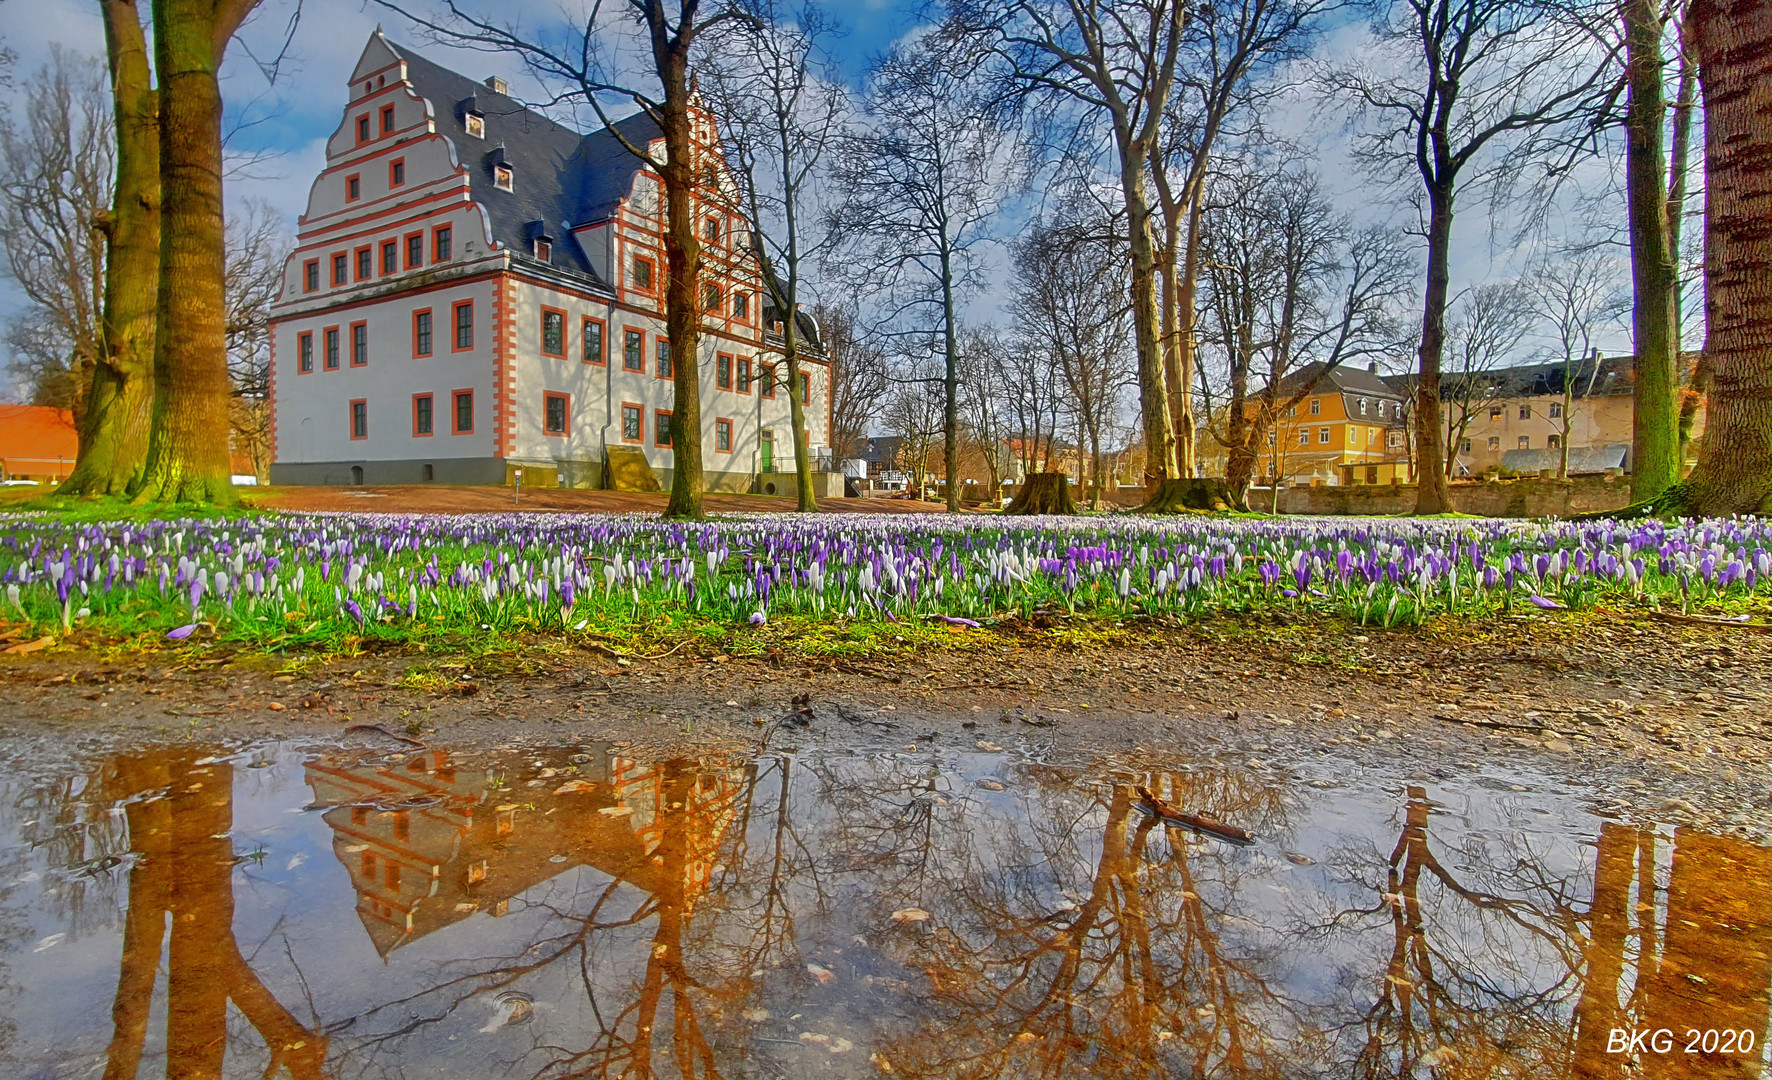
[0,405,77,484]
[1255,363,1413,487]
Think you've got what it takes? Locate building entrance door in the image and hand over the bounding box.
[760,429,774,473]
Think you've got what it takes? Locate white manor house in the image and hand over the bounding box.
[269,31,832,492]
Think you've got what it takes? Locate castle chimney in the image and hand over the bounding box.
[485,75,508,95]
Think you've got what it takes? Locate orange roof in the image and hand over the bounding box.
[0,405,78,470]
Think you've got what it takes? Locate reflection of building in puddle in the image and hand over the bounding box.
[304,748,737,956]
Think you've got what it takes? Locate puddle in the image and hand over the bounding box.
[0,740,1766,1078]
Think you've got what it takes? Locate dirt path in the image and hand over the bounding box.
[4,616,1769,842]
[247,485,957,515]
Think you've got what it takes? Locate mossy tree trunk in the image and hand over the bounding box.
[656,40,705,520]
[1412,182,1454,515]
[59,0,158,497]
[1623,0,1683,502]
[1677,0,1772,515]
[130,0,259,505]
[1142,476,1242,513]
[1003,472,1076,515]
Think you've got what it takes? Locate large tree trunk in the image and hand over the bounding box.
[1123,157,1178,491]
[1004,472,1076,515]
[1412,185,1454,515]
[1624,0,1683,501]
[1144,476,1242,513]
[784,345,817,512]
[1678,0,1772,515]
[63,0,158,497]
[1668,17,1705,457]
[941,262,961,513]
[131,0,247,504]
[659,53,705,520]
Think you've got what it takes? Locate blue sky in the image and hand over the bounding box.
[0,0,1634,399]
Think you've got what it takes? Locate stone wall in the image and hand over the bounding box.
[1275,474,1634,517]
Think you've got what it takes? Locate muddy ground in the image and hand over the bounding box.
[4,613,1769,842]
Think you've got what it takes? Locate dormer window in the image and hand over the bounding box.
[535,238,551,262]
[465,113,484,139]
[494,163,513,191]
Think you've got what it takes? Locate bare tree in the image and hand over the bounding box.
[1196,160,1412,504]
[0,49,111,421]
[699,0,846,511]
[1322,0,1618,514]
[825,37,1013,513]
[956,325,1015,502]
[1441,280,1537,478]
[1151,0,1329,481]
[815,302,887,463]
[958,0,1190,502]
[1008,216,1133,510]
[223,200,287,482]
[1529,245,1627,479]
[880,355,945,501]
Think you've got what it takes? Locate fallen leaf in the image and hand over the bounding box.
[553,780,596,795]
[975,779,1006,791]
[598,805,634,817]
[890,908,930,923]
[4,636,53,655]
[806,962,835,985]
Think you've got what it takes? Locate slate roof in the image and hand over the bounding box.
[388,39,662,286]
[1275,362,1407,401]
[1383,354,1640,401]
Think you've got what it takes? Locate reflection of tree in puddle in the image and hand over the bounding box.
[1305,786,1772,1079]
[805,758,1307,1078]
[99,750,327,1079]
[26,745,1772,1080]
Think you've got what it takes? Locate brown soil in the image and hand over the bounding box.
[4,616,1769,840]
[247,485,955,515]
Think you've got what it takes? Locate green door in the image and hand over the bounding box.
[760,430,774,473]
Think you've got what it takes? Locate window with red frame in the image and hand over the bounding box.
[716,353,733,391]
[715,419,733,452]
[800,371,811,405]
[380,240,397,275]
[540,308,566,358]
[453,301,473,350]
[324,328,340,370]
[413,394,434,436]
[655,339,672,379]
[389,158,405,187]
[413,310,433,357]
[433,225,452,261]
[354,247,371,280]
[761,363,775,399]
[582,317,605,365]
[405,233,423,268]
[331,253,347,286]
[356,115,370,143]
[381,105,395,134]
[346,174,361,201]
[654,410,673,448]
[350,399,368,439]
[621,404,642,443]
[453,390,474,434]
[303,259,319,292]
[298,332,314,373]
[544,393,570,436]
[350,322,368,366]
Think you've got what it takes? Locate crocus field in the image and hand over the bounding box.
[1,511,1769,650]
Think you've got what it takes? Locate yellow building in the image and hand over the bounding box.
[1256,363,1413,486]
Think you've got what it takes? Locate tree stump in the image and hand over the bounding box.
[1140,477,1244,513]
[1003,472,1078,515]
